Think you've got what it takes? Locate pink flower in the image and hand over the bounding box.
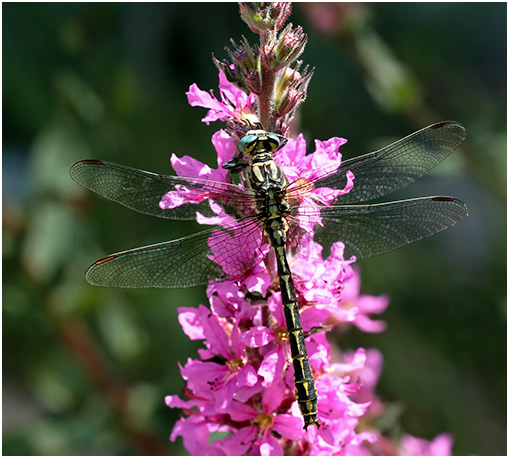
[399,433,454,456]
[177,305,262,410]
[214,379,303,455]
[171,130,236,182]
[341,266,389,333]
[206,225,269,279]
[159,130,238,218]
[166,415,217,456]
[187,71,258,125]
[291,236,355,315]
[332,348,385,419]
[276,134,355,230]
[240,294,291,388]
[207,279,265,320]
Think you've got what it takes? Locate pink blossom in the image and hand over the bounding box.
[159,130,237,216]
[240,294,291,387]
[206,225,268,278]
[166,415,216,456]
[399,433,454,456]
[169,130,235,181]
[276,135,355,229]
[341,265,390,333]
[187,71,258,125]
[207,280,262,320]
[214,379,303,455]
[177,305,263,410]
[332,348,385,419]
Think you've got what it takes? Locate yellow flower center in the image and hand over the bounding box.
[227,357,244,372]
[256,412,274,430]
[274,326,289,343]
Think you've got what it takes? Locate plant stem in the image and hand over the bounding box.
[259,66,276,130]
[258,30,277,131]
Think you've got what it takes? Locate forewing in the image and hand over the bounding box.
[70,159,254,220]
[297,197,468,261]
[287,121,466,204]
[86,217,264,288]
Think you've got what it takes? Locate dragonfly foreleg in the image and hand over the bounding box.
[222,153,249,173]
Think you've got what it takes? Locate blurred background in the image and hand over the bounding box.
[3,2,506,455]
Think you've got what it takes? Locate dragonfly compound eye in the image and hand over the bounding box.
[266,133,288,152]
[238,134,258,154]
[264,133,282,152]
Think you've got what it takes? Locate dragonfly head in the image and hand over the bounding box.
[238,130,287,156]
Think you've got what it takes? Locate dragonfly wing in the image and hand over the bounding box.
[86,217,265,288]
[297,197,468,261]
[288,121,466,204]
[70,159,254,220]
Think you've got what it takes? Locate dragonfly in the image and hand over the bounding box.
[70,120,468,429]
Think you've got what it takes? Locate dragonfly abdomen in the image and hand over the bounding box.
[266,221,320,430]
[246,141,320,429]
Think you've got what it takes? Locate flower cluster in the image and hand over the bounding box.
[164,73,389,454]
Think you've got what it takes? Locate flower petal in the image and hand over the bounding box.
[241,326,275,347]
[273,414,303,440]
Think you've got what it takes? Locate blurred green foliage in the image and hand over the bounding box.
[3,3,506,455]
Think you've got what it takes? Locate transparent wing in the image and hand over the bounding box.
[86,217,265,288]
[295,197,468,261]
[70,159,255,220]
[286,121,466,204]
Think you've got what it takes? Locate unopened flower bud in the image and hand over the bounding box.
[260,38,279,70]
[245,70,261,95]
[275,24,307,65]
[212,37,260,94]
[212,54,249,93]
[274,63,314,121]
[239,2,292,34]
[275,86,300,117]
[227,37,258,74]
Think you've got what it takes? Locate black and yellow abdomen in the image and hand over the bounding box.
[265,217,320,429]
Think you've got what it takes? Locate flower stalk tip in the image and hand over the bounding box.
[209,2,313,138]
[239,2,292,34]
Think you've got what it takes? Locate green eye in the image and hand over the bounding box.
[238,135,257,153]
[266,133,282,151]
[267,133,287,152]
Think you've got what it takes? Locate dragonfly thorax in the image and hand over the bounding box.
[248,152,291,219]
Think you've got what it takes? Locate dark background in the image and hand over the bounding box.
[3,3,506,455]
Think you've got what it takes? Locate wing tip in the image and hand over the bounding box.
[430,120,467,141]
[71,159,105,169]
[432,196,469,218]
[85,255,116,286]
[70,159,105,181]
